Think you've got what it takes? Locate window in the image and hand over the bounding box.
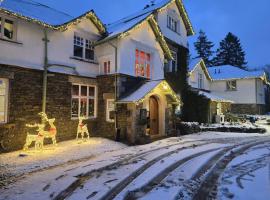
[73,35,95,61]
[85,39,94,60]
[135,49,151,78]
[0,79,8,123]
[198,73,204,89]
[165,51,177,73]
[217,103,222,115]
[167,15,178,33]
[106,99,115,122]
[0,16,16,41]
[71,84,96,118]
[104,61,111,74]
[226,80,237,91]
[74,35,84,58]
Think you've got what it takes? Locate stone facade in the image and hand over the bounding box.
[231,104,266,115]
[0,64,97,152]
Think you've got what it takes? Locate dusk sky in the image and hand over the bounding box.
[36,0,270,68]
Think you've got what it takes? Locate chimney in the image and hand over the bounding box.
[218,69,221,74]
[215,69,217,74]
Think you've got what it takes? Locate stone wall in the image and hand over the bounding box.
[0,64,97,152]
[231,104,266,115]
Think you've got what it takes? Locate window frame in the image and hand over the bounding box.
[198,73,204,89]
[0,15,17,41]
[0,78,9,124]
[73,34,95,61]
[103,60,111,75]
[71,84,97,119]
[167,14,179,33]
[106,99,115,123]
[226,80,237,91]
[135,49,151,79]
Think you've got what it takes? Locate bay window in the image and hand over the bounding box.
[0,16,16,41]
[71,84,96,118]
[73,34,95,61]
[0,78,8,123]
[135,49,151,79]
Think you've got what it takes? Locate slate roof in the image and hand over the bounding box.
[208,65,266,81]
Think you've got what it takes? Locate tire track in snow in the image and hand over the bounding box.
[192,139,270,200]
[53,139,210,200]
[98,143,219,200]
[122,147,224,200]
[53,137,262,200]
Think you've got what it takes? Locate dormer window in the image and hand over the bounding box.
[0,16,16,41]
[73,34,95,61]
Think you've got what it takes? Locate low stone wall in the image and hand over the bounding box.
[231,104,266,115]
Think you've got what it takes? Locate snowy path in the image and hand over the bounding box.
[0,132,269,200]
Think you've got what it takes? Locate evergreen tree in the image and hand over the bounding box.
[213,32,247,69]
[194,30,214,67]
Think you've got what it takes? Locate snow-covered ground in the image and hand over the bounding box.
[0,132,270,200]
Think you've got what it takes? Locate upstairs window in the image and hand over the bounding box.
[85,39,95,60]
[0,16,16,41]
[165,50,177,73]
[167,15,178,33]
[0,78,8,123]
[135,49,151,79]
[103,61,111,74]
[226,80,237,91]
[71,84,97,119]
[73,35,95,61]
[198,73,204,89]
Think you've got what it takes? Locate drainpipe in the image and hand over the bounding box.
[108,41,119,140]
[42,29,49,113]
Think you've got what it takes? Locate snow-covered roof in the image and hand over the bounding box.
[199,91,234,103]
[104,0,194,36]
[208,65,266,81]
[118,80,180,103]
[0,0,106,32]
[0,0,73,26]
[188,58,212,81]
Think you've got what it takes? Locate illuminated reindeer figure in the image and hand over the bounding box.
[23,123,45,150]
[39,112,57,145]
[77,116,90,140]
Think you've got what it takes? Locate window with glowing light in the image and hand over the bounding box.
[71,84,96,119]
[135,49,151,78]
[0,16,16,41]
[0,78,8,123]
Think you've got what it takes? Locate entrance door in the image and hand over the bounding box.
[149,96,159,135]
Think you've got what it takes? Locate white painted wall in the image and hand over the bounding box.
[188,64,210,91]
[256,79,266,104]
[210,79,260,104]
[157,2,188,47]
[117,21,165,80]
[0,13,101,77]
